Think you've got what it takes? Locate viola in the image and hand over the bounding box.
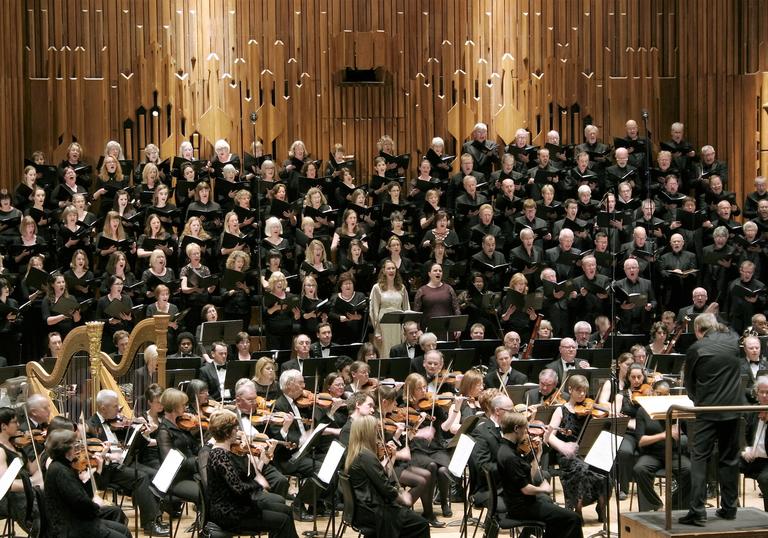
[11,429,46,448]
[71,443,100,473]
[176,412,208,431]
[542,392,566,407]
[416,392,456,411]
[572,398,611,418]
[294,390,316,408]
[104,414,133,430]
[389,406,434,426]
[436,370,463,385]
[315,392,345,409]
[631,383,654,402]
[250,411,312,427]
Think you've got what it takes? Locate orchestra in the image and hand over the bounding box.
[6,123,768,536]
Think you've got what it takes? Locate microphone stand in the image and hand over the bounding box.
[249,112,266,338]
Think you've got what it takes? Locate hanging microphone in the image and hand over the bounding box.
[249,112,257,123]
[641,109,649,119]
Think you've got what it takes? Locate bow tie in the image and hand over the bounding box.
[216,364,226,371]
[564,362,576,370]
[321,345,331,350]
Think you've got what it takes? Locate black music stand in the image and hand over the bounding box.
[328,343,363,359]
[446,418,482,535]
[509,359,551,382]
[602,334,646,355]
[648,353,686,376]
[426,315,468,341]
[578,416,630,458]
[165,357,202,373]
[530,338,562,359]
[165,369,197,389]
[576,348,613,368]
[570,368,611,398]
[199,320,242,347]
[223,361,256,395]
[379,310,423,327]
[504,384,537,404]
[458,339,502,361]
[367,357,411,382]
[531,405,557,424]
[441,348,476,371]
[290,423,329,535]
[302,358,331,387]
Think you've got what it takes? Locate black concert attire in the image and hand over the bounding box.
[156,417,201,503]
[206,446,296,538]
[681,329,745,521]
[346,449,429,538]
[44,456,131,538]
[497,437,583,538]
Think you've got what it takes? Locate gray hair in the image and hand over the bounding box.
[279,369,303,391]
[96,389,118,408]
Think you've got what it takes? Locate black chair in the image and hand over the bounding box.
[482,468,545,538]
[334,472,375,538]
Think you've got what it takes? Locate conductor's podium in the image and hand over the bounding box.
[620,508,768,538]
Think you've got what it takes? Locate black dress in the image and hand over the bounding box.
[44,457,130,538]
[347,449,429,538]
[556,406,610,510]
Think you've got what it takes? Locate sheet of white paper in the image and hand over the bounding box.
[635,395,694,419]
[448,434,476,478]
[584,430,624,473]
[0,458,22,500]
[317,441,346,485]
[152,448,184,494]
[291,423,328,463]
[119,424,142,465]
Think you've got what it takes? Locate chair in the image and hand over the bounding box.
[334,472,375,538]
[628,468,667,511]
[482,468,546,538]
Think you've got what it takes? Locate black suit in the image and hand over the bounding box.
[545,358,589,392]
[279,357,309,374]
[389,342,419,360]
[469,418,502,497]
[740,412,768,510]
[309,341,335,358]
[613,276,656,334]
[86,414,160,527]
[483,367,528,390]
[198,362,225,402]
[682,330,745,519]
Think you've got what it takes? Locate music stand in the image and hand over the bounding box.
[458,339,502,361]
[291,423,329,534]
[603,334,646,355]
[224,361,256,393]
[577,417,629,458]
[531,405,557,424]
[576,348,613,368]
[151,449,185,538]
[200,320,242,347]
[367,357,411,382]
[379,310,423,327]
[648,353,686,375]
[426,315,468,341]
[441,348,475,371]
[273,349,293,369]
[0,366,21,384]
[165,369,197,390]
[570,368,610,398]
[165,357,202,372]
[504,384,537,404]
[448,433,477,535]
[530,338,562,359]
[328,343,363,359]
[318,441,347,538]
[509,359,550,382]
[302,358,331,386]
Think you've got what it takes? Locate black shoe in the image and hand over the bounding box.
[292,507,314,522]
[426,517,446,528]
[441,502,452,518]
[678,513,706,527]
[143,522,171,536]
[715,508,736,520]
[451,483,465,503]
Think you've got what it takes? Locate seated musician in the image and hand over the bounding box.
[44,428,132,538]
[403,371,456,517]
[344,415,430,538]
[469,393,515,507]
[0,407,42,537]
[740,375,768,510]
[545,375,609,521]
[484,346,527,390]
[156,388,201,505]
[632,379,691,512]
[498,411,584,538]
[87,389,170,536]
[545,338,590,386]
[270,369,326,520]
[525,368,560,407]
[206,409,298,538]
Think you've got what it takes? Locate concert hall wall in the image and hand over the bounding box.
[2,0,767,205]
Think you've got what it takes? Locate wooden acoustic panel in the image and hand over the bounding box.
[0,0,766,210]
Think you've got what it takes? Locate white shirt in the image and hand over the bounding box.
[754,420,767,459]
[96,412,120,446]
[284,395,306,436]
[214,363,231,399]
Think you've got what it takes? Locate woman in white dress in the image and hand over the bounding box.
[369,258,410,357]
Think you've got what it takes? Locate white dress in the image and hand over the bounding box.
[369,283,410,358]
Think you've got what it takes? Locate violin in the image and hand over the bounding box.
[416,392,456,411]
[315,392,346,409]
[11,429,46,448]
[542,392,566,407]
[376,440,397,461]
[572,398,611,418]
[104,414,133,430]
[436,370,464,385]
[358,378,380,393]
[176,412,208,431]
[71,442,100,473]
[250,411,312,427]
[526,419,572,437]
[389,406,434,426]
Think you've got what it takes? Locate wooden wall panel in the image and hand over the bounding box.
[0,0,765,207]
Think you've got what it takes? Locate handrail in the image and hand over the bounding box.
[663,404,768,529]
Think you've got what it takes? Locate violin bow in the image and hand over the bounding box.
[310,375,319,431]
[22,405,41,475]
[404,383,410,451]
[78,411,100,500]
[194,394,205,448]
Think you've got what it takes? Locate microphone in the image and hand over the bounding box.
[641,109,649,119]
[249,112,257,123]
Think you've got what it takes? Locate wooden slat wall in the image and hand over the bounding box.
[5,0,768,206]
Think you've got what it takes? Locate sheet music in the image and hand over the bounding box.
[290,423,328,463]
[0,458,22,500]
[152,448,184,494]
[635,395,694,419]
[584,431,623,473]
[317,440,346,485]
[448,434,476,478]
[119,424,142,465]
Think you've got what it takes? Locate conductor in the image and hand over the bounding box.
[679,313,745,526]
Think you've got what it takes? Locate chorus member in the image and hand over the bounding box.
[498,272,538,342]
[96,275,134,353]
[186,182,222,236]
[414,263,460,338]
[96,210,135,266]
[370,259,410,357]
[219,250,252,331]
[11,216,46,274]
[56,206,91,270]
[42,273,82,339]
[63,249,95,303]
[179,242,215,329]
[331,209,368,267]
[329,272,367,345]
[141,249,176,301]
[263,271,300,350]
[136,214,174,273]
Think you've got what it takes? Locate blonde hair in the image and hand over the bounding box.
[344,415,378,472]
